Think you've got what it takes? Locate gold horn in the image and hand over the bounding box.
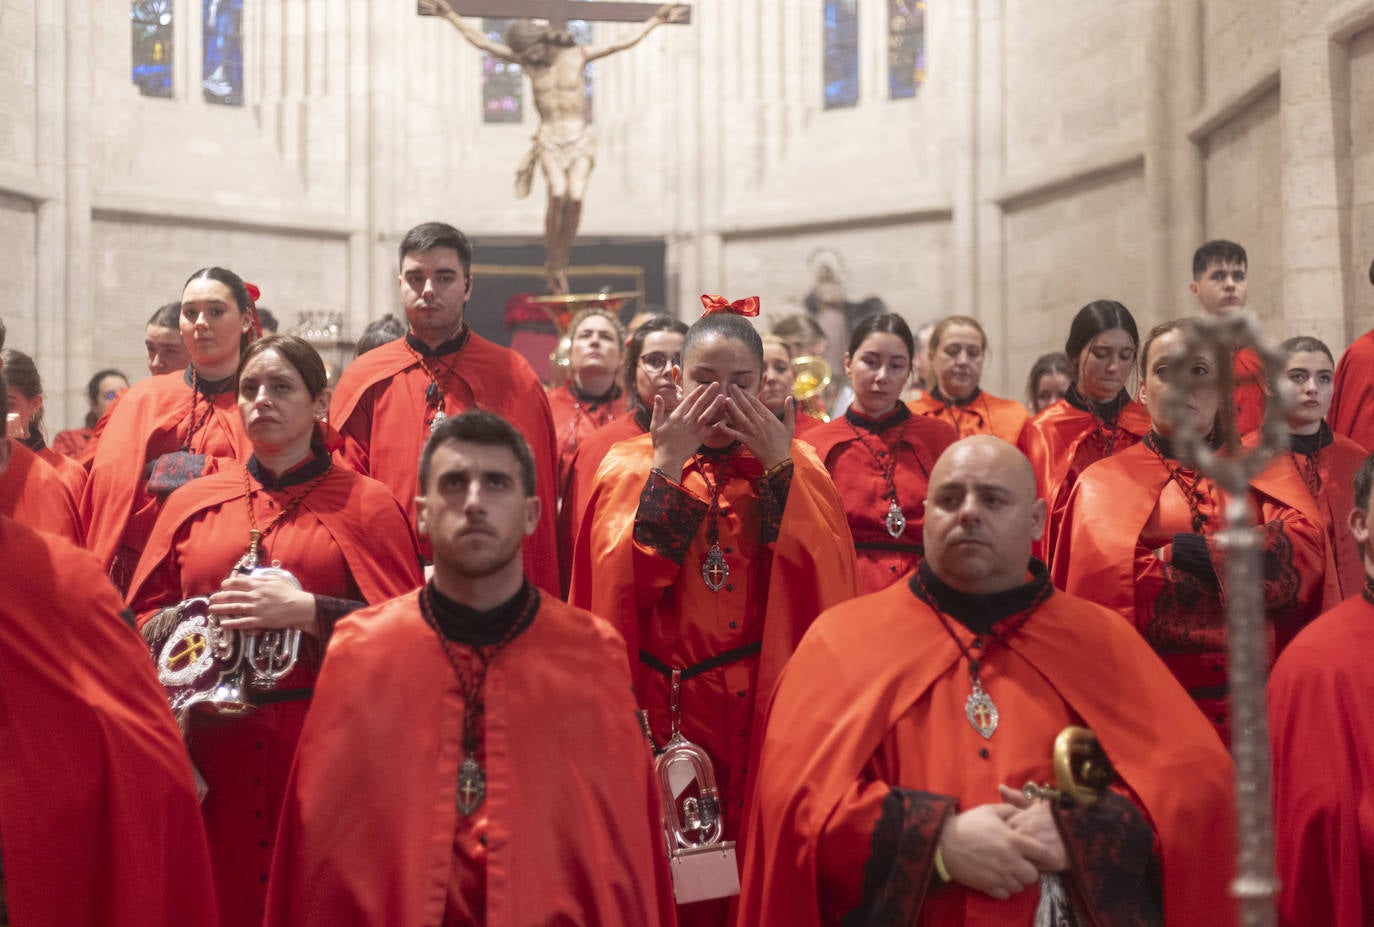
[1022,726,1117,806]
[792,354,832,422]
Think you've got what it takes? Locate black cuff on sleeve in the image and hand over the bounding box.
[314,595,365,642]
[843,787,956,927]
[1053,791,1163,927]
[757,461,793,546]
[633,469,709,564]
[1169,533,1217,585]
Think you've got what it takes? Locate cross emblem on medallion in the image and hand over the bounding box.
[166,632,208,671]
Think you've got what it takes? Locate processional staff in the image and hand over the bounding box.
[1160,312,1290,927]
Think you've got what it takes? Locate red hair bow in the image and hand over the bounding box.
[244,282,264,340]
[700,294,760,318]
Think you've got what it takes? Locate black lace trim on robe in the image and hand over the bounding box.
[404,326,470,358]
[1053,791,1163,927]
[842,787,955,927]
[844,404,912,433]
[633,455,794,560]
[569,380,623,408]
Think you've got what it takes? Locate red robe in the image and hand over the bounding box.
[908,389,1031,449]
[557,410,647,590]
[37,442,87,498]
[805,408,957,593]
[570,435,858,924]
[1054,441,1326,743]
[1232,347,1266,436]
[330,332,560,593]
[1025,396,1151,565]
[0,515,217,927]
[264,591,676,927]
[0,441,83,544]
[127,462,424,927]
[546,381,628,489]
[1268,592,1374,927]
[1330,328,1374,450]
[738,578,1236,927]
[792,411,826,439]
[82,370,251,591]
[50,425,93,458]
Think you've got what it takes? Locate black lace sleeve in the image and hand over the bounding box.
[314,595,366,643]
[757,460,794,546]
[633,469,708,564]
[842,787,956,927]
[1053,791,1163,927]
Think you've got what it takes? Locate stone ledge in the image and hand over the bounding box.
[991,140,1143,212]
[1186,56,1281,144]
[90,193,356,238]
[1328,0,1374,43]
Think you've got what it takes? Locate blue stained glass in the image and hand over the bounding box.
[888,0,926,99]
[483,18,524,123]
[824,0,859,109]
[131,0,174,98]
[202,0,243,106]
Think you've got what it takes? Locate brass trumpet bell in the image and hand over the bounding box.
[792,354,832,422]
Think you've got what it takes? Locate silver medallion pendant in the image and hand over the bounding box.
[885,500,907,539]
[430,408,447,434]
[701,542,729,592]
[965,677,999,739]
[456,755,486,815]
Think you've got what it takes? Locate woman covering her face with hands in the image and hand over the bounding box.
[571,297,857,926]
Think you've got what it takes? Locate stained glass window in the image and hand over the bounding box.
[482,19,525,123]
[824,0,859,109]
[202,0,243,106]
[131,0,174,98]
[888,0,926,99]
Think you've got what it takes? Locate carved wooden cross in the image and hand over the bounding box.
[419,0,692,28]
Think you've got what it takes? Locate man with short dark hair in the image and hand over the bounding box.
[1189,239,1266,434]
[1268,448,1374,927]
[1327,256,1374,449]
[266,411,674,926]
[740,436,1237,926]
[145,301,190,376]
[330,221,561,591]
[0,373,218,927]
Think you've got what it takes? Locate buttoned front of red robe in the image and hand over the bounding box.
[908,390,1031,449]
[330,333,560,592]
[264,592,676,927]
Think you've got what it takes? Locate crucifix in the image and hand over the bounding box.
[418,0,691,295]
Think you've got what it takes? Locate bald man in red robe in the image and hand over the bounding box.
[741,436,1236,927]
[330,222,561,592]
[0,383,216,927]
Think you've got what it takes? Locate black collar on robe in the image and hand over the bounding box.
[427,579,539,647]
[929,385,980,408]
[1064,384,1130,424]
[247,440,332,491]
[1289,421,1334,455]
[911,558,1053,635]
[844,403,911,433]
[183,366,236,396]
[405,324,470,359]
[1144,429,1222,462]
[20,424,45,454]
[569,380,623,407]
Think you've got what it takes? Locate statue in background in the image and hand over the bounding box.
[421,1,688,294]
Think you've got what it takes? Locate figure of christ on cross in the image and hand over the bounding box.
[419,0,690,294]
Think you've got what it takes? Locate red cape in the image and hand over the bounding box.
[1330,328,1374,451]
[37,443,87,498]
[0,441,83,544]
[0,515,217,927]
[556,411,646,591]
[1025,398,1151,565]
[738,580,1237,927]
[804,411,957,593]
[81,371,251,581]
[908,390,1031,449]
[569,435,860,856]
[50,426,93,458]
[546,381,628,487]
[1232,347,1266,436]
[1268,593,1374,927]
[265,592,676,927]
[330,333,560,593]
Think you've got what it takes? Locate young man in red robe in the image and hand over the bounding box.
[0,385,217,927]
[1327,257,1374,450]
[1268,448,1374,927]
[740,436,1237,927]
[330,222,560,591]
[1189,239,1265,434]
[570,301,859,927]
[266,410,674,926]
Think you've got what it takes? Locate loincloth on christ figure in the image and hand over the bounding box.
[515,126,598,198]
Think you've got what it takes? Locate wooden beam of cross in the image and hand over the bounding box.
[419,0,691,28]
